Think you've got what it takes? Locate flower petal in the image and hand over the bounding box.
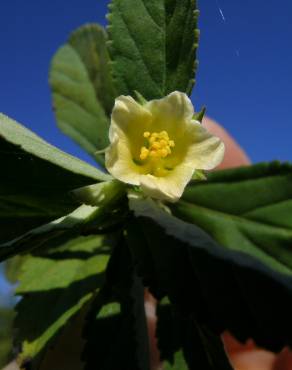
[184,121,225,170]
[105,127,141,185]
[140,164,194,202]
[110,95,152,141]
[145,91,194,133]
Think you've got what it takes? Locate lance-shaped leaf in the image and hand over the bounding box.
[50,25,114,163]
[0,113,109,243]
[14,233,115,369]
[0,177,126,262]
[128,197,292,352]
[83,242,150,370]
[107,0,199,99]
[156,301,233,370]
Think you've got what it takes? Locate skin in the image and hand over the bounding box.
[146,117,292,370]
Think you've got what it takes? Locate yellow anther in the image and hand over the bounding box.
[159,139,167,147]
[150,150,159,158]
[139,130,175,161]
[159,148,168,158]
[140,147,149,160]
[152,141,161,149]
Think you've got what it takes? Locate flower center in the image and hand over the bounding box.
[139,130,175,161]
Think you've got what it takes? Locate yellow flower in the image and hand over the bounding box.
[105,91,225,202]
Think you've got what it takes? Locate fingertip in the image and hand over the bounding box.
[229,350,276,370]
[203,117,250,169]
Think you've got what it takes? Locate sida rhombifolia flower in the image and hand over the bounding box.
[105,91,225,202]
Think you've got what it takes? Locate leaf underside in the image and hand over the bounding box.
[157,301,233,370]
[68,24,116,115]
[0,114,107,244]
[83,242,150,370]
[128,192,292,352]
[14,233,115,369]
[49,24,114,163]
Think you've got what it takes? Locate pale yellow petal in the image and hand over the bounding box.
[145,91,194,133]
[110,95,152,141]
[105,127,141,185]
[184,121,225,170]
[140,164,194,202]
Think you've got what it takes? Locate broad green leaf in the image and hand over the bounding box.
[50,32,111,163]
[14,233,114,368]
[0,205,98,261]
[0,113,107,182]
[33,307,87,370]
[128,197,292,352]
[172,162,292,276]
[83,242,150,370]
[68,24,116,115]
[0,199,121,262]
[5,256,27,284]
[156,302,232,370]
[0,308,14,368]
[0,178,125,262]
[0,114,109,243]
[107,0,199,99]
[0,194,78,245]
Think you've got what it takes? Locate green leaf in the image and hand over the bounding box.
[73,180,125,207]
[0,114,109,243]
[0,113,108,182]
[14,233,114,368]
[0,205,97,261]
[128,197,292,352]
[156,302,232,370]
[68,24,116,115]
[33,306,88,370]
[83,242,150,370]
[107,0,199,99]
[173,162,292,276]
[0,308,14,368]
[50,34,111,163]
[164,352,188,370]
[0,180,125,262]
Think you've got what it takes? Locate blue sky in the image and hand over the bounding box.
[1,0,292,164]
[0,0,292,298]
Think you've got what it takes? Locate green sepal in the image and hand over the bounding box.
[134,91,148,105]
[191,169,207,181]
[193,106,206,122]
[72,180,125,208]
